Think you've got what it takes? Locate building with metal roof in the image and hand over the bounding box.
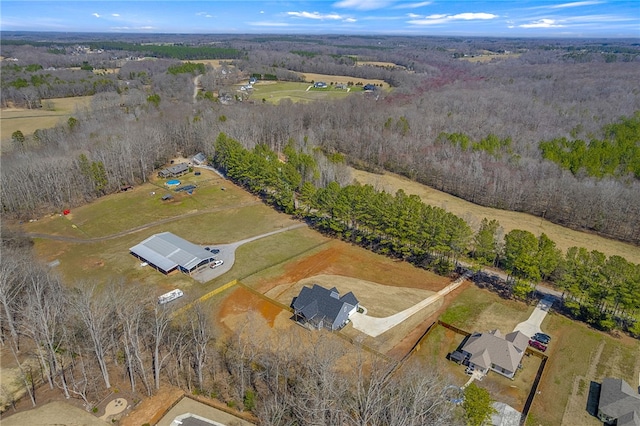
[130,232,215,275]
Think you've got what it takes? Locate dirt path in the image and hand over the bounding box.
[193,74,202,103]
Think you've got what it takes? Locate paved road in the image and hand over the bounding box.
[460,261,564,299]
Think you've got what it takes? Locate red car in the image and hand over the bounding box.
[529,339,547,352]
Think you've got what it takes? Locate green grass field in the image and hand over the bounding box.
[419,284,640,426]
[248,81,357,104]
[1,96,93,147]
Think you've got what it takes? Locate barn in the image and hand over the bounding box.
[130,232,215,275]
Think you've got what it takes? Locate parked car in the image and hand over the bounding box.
[465,365,475,375]
[528,339,547,352]
[210,249,220,254]
[533,333,551,345]
[210,260,224,269]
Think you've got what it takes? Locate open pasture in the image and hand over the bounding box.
[182,59,234,67]
[297,71,389,88]
[351,168,640,264]
[1,95,93,143]
[357,60,406,69]
[247,81,353,104]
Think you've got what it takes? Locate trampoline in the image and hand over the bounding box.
[166,179,180,186]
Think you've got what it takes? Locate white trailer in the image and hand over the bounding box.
[158,289,184,305]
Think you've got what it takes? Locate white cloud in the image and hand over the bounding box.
[248,21,290,27]
[287,11,344,20]
[394,1,432,9]
[110,26,155,31]
[112,13,120,17]
[333,0,393,11]
[407,13,421,18]
[408,12,498,25]
[549,1,603,9]
[344,17,357,22]
[92,13,100,18]
[260,11,264,14]
[520,18,565,28]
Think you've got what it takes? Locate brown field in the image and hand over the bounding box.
[351,168,640,264]
[93,67,119,74]
[458,53,522,62]
[217,238,449,355]
[181,59,234,67]
[1,96,93,145]
[357,60,406,69]
[296,72,389,89]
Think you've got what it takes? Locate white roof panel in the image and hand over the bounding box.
[130,232,214,272]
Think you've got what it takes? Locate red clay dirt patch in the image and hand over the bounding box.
[268,240,446,293]
[217,287,288,332]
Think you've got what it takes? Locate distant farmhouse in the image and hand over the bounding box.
[363,84,376,91]
[313,82,327,88]
[460,329,529,379]
[291,284,359,331]
[130,232,215,275]
[597,377,640,426]
[158,162,189,178]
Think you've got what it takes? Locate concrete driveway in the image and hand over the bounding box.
[513,296,555,337]
[191,224,306,283]
[350,270,473,337]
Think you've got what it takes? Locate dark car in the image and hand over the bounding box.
[210,249,220,254]
[529,340,547,352]
[533,333,551,345]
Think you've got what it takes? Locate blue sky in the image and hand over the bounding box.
[1,1,639,38]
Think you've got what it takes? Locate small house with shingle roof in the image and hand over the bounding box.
[291,284,359,331]
[158,163,189,178]
[461,329,528,379]
[597,378,640,426]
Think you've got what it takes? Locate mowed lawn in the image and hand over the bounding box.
[248,81,354,104]
[24,169,253,238]
[416,286,540,411]
[351,168,640,264]
[26,168,317,302]
[529,314,640,426]
[416,284,640,426]
[297,72,389,89]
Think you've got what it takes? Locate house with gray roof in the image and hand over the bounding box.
[597,378,640,426]
[130,232,215,275]
[291,284,359,331]
[461,329,528,379]
[192,152,207,165]
[158,162,189,178]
